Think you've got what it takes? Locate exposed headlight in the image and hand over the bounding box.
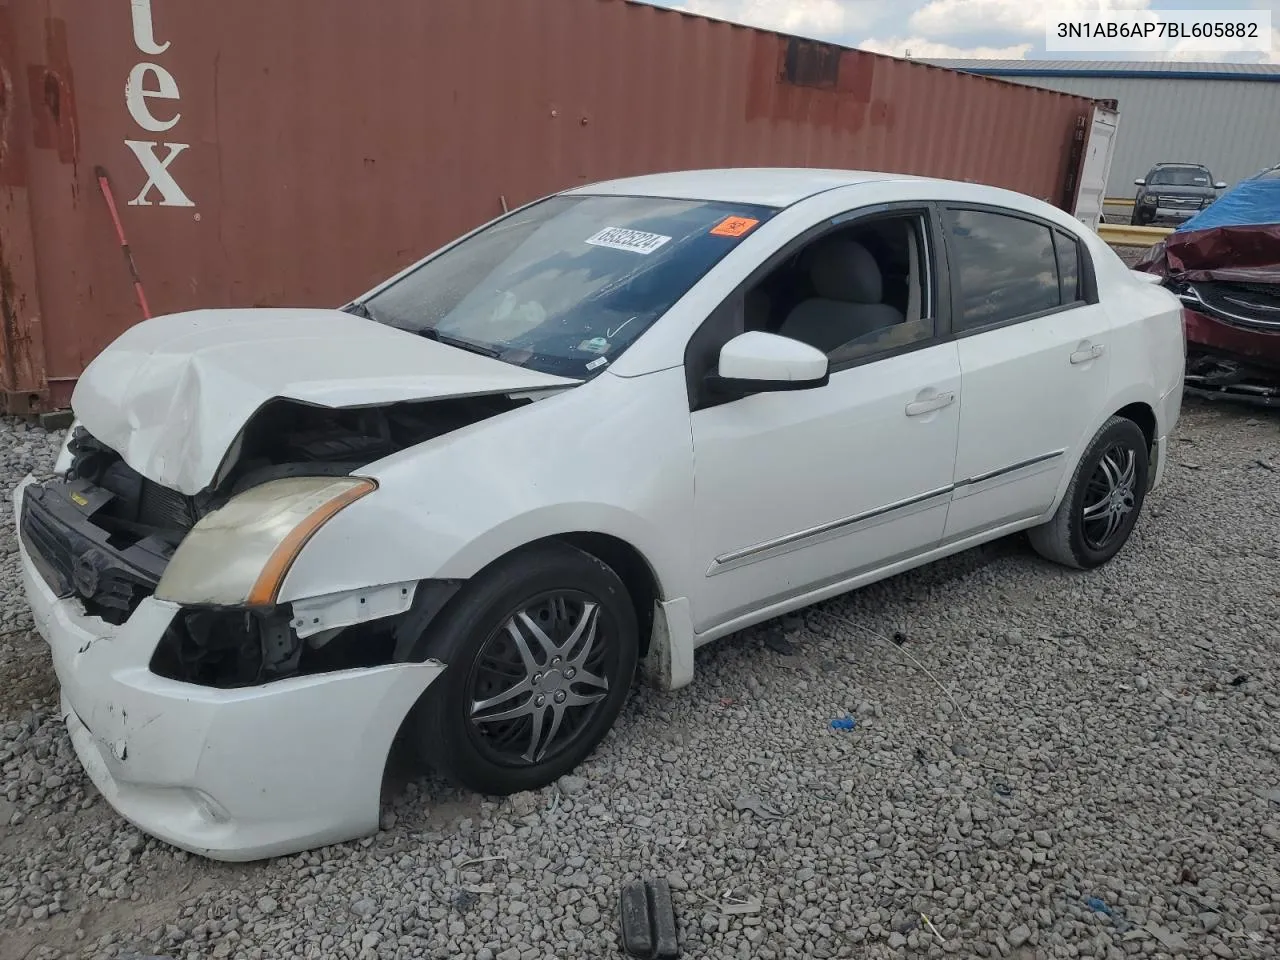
[1141,195,1157,205]
[156,477,376,607]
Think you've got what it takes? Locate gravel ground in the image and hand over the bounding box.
[2,401,1278,960]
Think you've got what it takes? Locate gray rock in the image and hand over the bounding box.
[1148,925,1190,951]
[989,829,1015,849]
[557,775,588,796]
[1008,924,1031,948]
[508,792,539,817]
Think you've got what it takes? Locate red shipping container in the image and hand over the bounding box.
[0,0,1096,411]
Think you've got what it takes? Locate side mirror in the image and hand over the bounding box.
[706,331,829,396]
[1134,178,1146,186]
[1214,181,1227,189]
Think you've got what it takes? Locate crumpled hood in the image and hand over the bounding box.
[71,308,577,495]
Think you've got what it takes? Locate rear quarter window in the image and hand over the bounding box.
[1053,230,1082,303]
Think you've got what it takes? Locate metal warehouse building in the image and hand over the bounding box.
[926,60,1280,200]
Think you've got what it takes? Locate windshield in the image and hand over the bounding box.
[357,195,777,378]
[1148,166,1212,187]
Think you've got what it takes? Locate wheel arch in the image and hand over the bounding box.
[1114,400,1156,452]
[1045,394,1160,518]
[450,532,691,690]
[409,531,666,661]
[555,532,661,657]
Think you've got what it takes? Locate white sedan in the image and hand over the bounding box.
[15,169,1185,861]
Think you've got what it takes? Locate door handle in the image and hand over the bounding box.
[1070,344,1105,364]
[905,391,956,417]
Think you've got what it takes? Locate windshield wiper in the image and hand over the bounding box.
[343,300,377,321]
[417,327,501,358]
[349,302,501,358]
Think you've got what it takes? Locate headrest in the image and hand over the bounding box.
[806,239,883,304]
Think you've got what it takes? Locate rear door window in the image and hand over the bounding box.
[944,209,1062,331]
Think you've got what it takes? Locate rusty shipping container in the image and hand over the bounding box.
[0,0,1098,412]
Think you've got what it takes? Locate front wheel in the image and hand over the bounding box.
[410,542,638,795]
[1029,416,1150,570]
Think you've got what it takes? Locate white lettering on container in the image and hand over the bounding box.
[126,1,192,207]
[124,141,194,207]
[125,63,181,132]
[130,0,171,54]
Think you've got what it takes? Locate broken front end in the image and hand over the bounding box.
[1171,280,1280,407]
[9,397,546,858]
[1134,178,1280,408]
[18,397,525,686]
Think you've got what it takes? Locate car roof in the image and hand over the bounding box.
[1152,162,1209,169]
[562,168,924,207]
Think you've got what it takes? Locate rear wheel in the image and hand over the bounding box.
[410,542,638,795]
[1029,416,1150,570]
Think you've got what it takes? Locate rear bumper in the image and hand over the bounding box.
[14,476,444,861]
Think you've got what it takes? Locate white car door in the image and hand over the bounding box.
[939,206,1114,542]
[685,206,962,633]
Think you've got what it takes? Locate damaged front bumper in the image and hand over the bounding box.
[14,477,445,861]
[1179,294,1280,407]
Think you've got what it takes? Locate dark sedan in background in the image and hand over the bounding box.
[1132,163,1228,226]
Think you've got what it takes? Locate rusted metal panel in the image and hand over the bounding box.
[4,0,1096,409]
[0,3,49,413]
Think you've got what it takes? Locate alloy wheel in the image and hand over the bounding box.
[466,591,614,766]
[1080,442,1137,551]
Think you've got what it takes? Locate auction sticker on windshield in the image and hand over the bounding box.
[710,216,760,238]
[585,227,672,255]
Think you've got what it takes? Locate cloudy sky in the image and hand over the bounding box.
[640,0,1280,62]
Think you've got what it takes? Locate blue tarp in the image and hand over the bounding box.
[1176,177,1280,232]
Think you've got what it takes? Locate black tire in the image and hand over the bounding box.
[1028,416,1150,570]
[410,541,638,795]
[1130,211,1146,226]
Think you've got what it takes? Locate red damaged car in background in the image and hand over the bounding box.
[1136,171,1280,407]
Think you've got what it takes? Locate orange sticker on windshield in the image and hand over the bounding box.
[710,216,760,238]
